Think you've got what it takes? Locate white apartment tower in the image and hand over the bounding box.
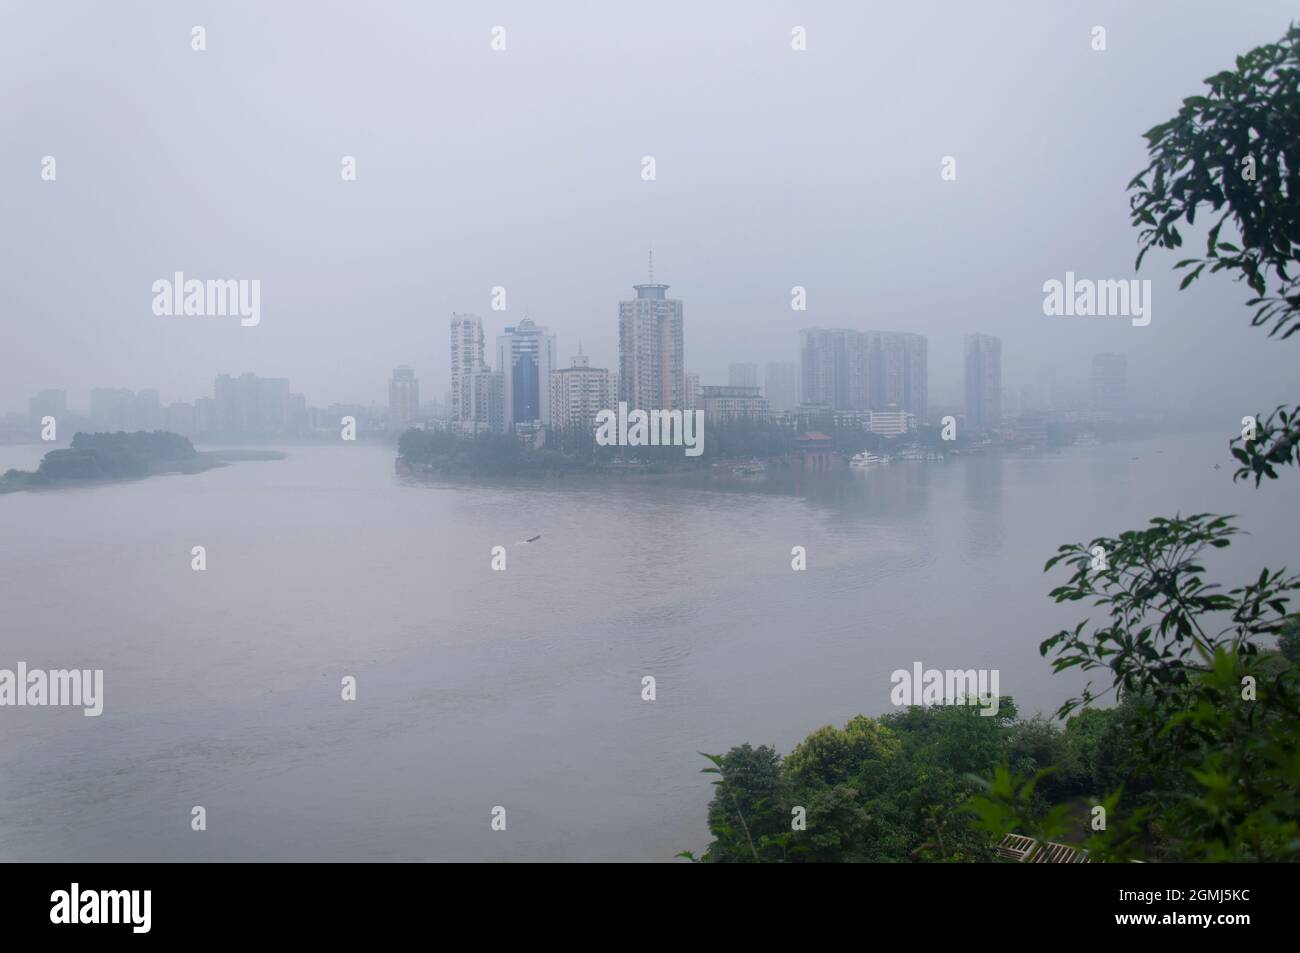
[618,258,684,412]
[550,347,611,432]
[450,313,487,423]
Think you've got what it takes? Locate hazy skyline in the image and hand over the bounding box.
[3,1,1297,417]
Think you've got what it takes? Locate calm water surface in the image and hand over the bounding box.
[0,433,1294,860]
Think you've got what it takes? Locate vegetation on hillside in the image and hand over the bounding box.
[686,23,1300,863]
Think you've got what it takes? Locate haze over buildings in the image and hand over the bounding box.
[3,3,1296,429]
[799,329,928,419]
[964,334,1003,432]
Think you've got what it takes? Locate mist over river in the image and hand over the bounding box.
[0,433,1294,861]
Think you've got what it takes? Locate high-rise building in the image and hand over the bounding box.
[697,385,769,426]
[135,389,163,431]
[212,373,293,437]
[462,369,505,434]
[964,334,1003,432]
[728,363,758,388]
[799,329,926,418]
[685,372,700,409]
[1091,353,1128,416]
[389,365,420,431]
[497,316,556,429]
[165,402,196,437]
[801,329,857,410]
[194,397,217,436]
[873,332,928,423]
[550,347,611,432]
[619,265,684,412]
[450,313,487,424]
[763,361,799,414]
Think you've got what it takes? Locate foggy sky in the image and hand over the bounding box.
[2,1,1296,417]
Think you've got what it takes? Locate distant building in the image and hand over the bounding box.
[872,332,928,423]
[164,402,194,437]
[550,347,610,432]
[868,405,914,438]
[27,389,67,428]
[194,398,217,436]
[212,373,293,437]
[450,313,487,425]
[462,369,505,434]
[135,389,163,431]
[619,264,685,412]
[497,317,556,429]
[964,334,1003,432]
[763,361,799,414]
[795,431,841,471]
[685,371,700,410]
[697,385,769,427]
[799,329,926,419]
[1091,353,1128,416]
[728,363,758,388]
[388,365,420,432]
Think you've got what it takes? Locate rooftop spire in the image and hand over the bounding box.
[648,247,654,283]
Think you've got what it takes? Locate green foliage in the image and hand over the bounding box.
[699,746,790,862]
[1127,22,1300,339]
[694,22,1300,864]
[1232,404,1300,484]
[69,430,196,460]
[1040,513,1298,716]
[964,515,1300,862]
[692,706,1024,862]
[398,428,593,477]
[1,431,197,488]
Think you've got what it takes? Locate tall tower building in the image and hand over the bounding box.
[763,361,799,414]
[619,258,684,412]
[728,363,759,388]
[867,332,928,422]
[900,332,928,423]
[550,346,611,432]
[799,329,867,410]
[463,369,505,434]
[450,314,486,424]
[1091,353,1128,416]
[389,365,420,431]
[685,372,700,409]
[211,374,291,437]
[497,316,556,428]
[964,334,1003,432]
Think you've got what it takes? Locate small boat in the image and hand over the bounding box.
[524,535,541,543]
[850,451,890,468]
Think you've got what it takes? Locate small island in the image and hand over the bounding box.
[394,419,970,482]
[0,431,284,492]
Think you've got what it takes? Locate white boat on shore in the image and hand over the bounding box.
[850,451,890,468]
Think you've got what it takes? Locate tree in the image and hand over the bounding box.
[971,23,1300,862]
[1127,23,1300,482]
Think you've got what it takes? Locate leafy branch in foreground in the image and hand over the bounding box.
[1127,23,1300,339]
[1232,404,1300,484]
[1039,513,1298,718]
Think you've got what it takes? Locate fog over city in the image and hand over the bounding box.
[2,0,1296,418]
[3,0,1300,884]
